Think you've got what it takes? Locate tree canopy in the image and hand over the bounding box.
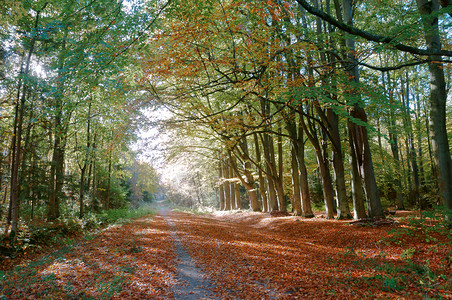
[1,0,451,241]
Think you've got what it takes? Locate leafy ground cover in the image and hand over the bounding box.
[0,206,157,271]
[1,214,178,299]
[172,210,451,299]
[1,209,451,299]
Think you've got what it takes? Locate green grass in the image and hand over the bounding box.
[96,205,157,225]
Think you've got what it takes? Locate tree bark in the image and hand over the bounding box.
[254,133,268,212]
[262,132,279,211]
[328,108,351,219]
[8,3,45,237]
[342,0,383,218]
[290,145,303,216]
[79,101,92,218]
[416,0,452,218]
[385,71,405,210]
[301,114,335,219]
[416,95,425,189]
[402,71,420,207]
[297,126,314,218]
[348,122,367,219]
[223,158,231,210]
[106,149,112,210]
[48,24,68,221]
[276,122,286,211]
[238,136,260,211]
[229,161,236,210]
[218,159,225,210]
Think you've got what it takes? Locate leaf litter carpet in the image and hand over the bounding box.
[1,210,450,299]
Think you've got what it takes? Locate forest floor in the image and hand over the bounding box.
[0,209,451,299]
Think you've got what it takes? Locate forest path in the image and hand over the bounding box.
[159,207,217,299]
[1,211,218,299]
[1,209,450,299]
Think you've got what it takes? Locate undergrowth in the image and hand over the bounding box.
[374,206,452,296]
[382,206,451,246]
[0,204,157,261]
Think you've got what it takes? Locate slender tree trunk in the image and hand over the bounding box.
[328,108,351,219]
[79,166,86,218]
[416,95,425,189]
[297,125,314,217]
[348,122,367,219]
[342,0,383,218]
[48,136,59,220]
[290,145,303,216]
[271,132,286,212]
[426,115,437,187]
[223,158,231,210]
[386,71,405,210]
[9,90,26,237]
[106,149,112,210]
[20,101,34,203]
[262,133,279,211]
[79,101,92,218]
[254,133,268,212]
[231,169,237,209]
[301,115,335,219]
[259,95,279,211]
[229,160,236,210]
[87,132,96,209]
[9,34,34,238]
[404,71,421,207]
[285,113,302,216]
[276,122,286,211]
[8,2,48,237]
[219,159,225,210]
[234,177,241,209]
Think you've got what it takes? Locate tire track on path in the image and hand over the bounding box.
[159,207,218,300]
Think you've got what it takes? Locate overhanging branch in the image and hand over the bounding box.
[295,0,452,57]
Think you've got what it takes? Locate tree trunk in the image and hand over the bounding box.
[403,71,421,207]
[48,129,66,220]
[9,29,36,238]
[79,166,86,218]
[48,25,68,221]
[416,95,425,190]
[416,0,452,218]
[328,108,351,219]
[234,177,241,210]
[254,133,268,212]
[290,145,303,216]
[229,161,236,210]
[297,125,314,217]
[79,101,92,218]
[9,88,26,237]
[106,149,112,210]
[48,135,60,220]
[342,0,383,218]
[262,133,279,211]
[276,122,286,211]
[386,71,405,210]
[301,115,335,219]
[223,158,231,210]
[284,112,303,216]
[348,123,367,219]
[219,159,225,210]
[238,136,260,211]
